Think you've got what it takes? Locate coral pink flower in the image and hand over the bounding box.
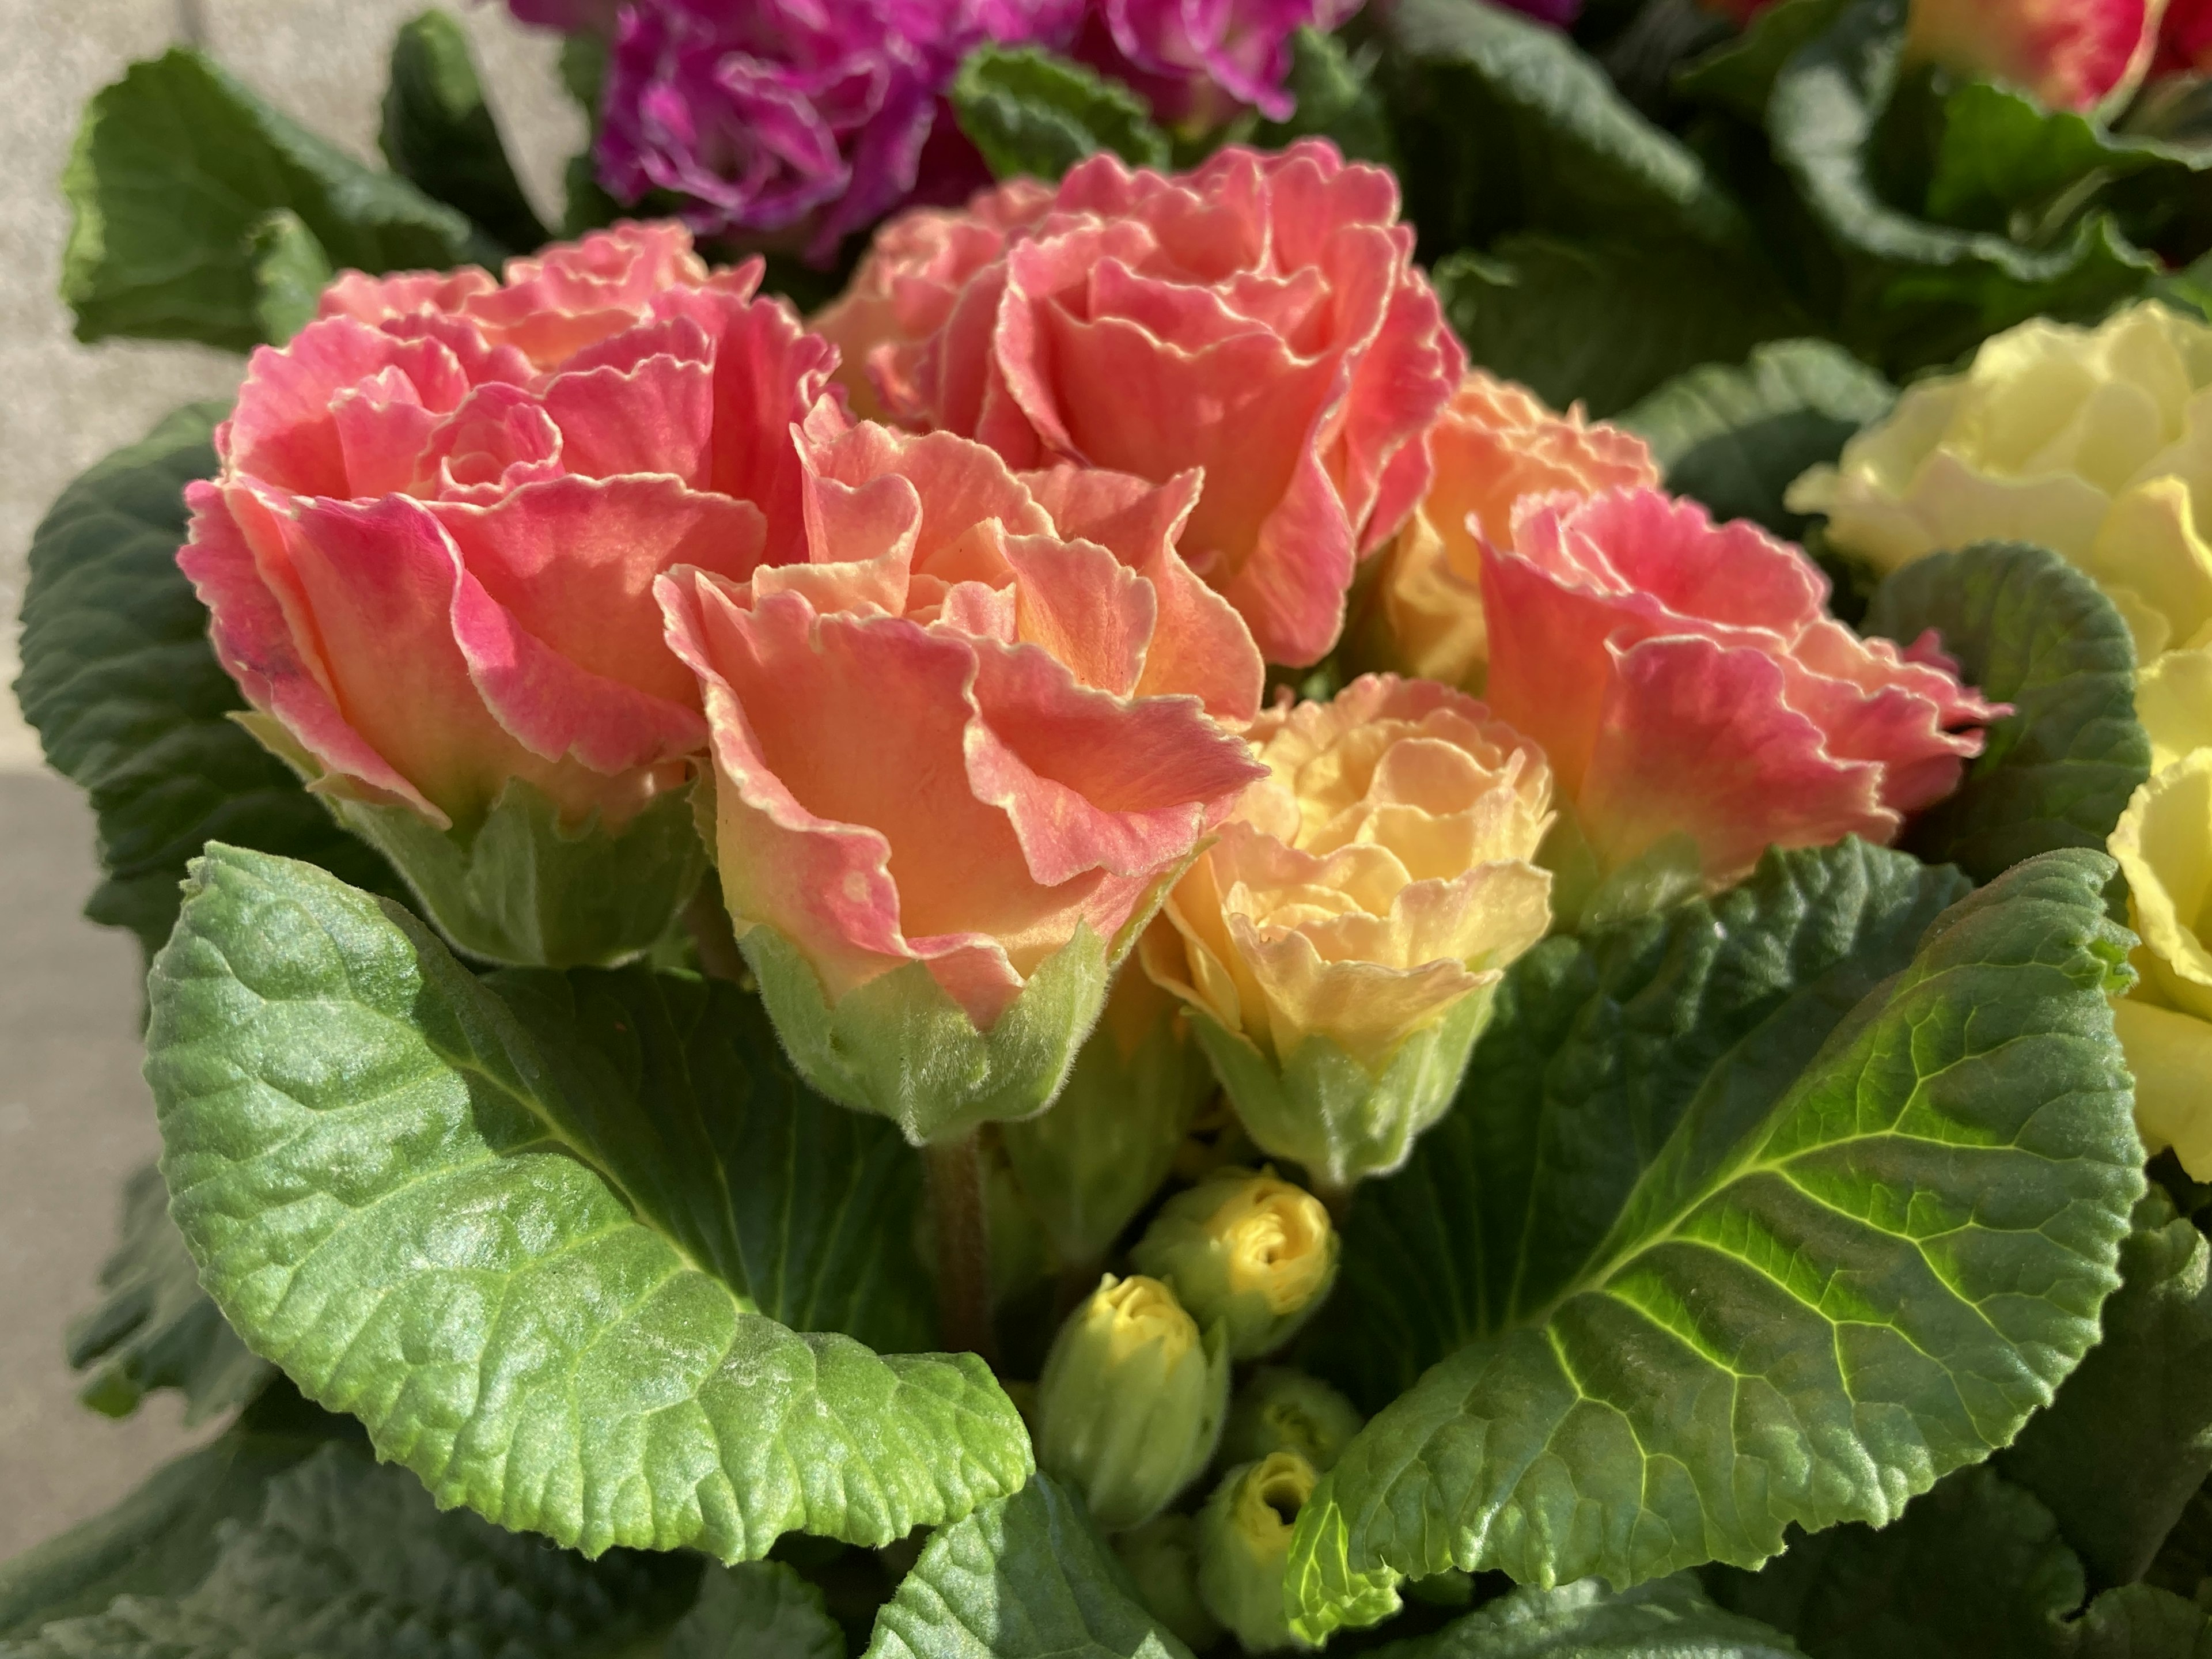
[1907,0,2161,114]
[827,140,1465,668]
[2157,0,2212,73]
[1480,488,2004,885]
[658,417,1266,1032]
[179,224,839,834]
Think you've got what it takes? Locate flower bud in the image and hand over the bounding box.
[1219,1368,1364,1474]
[1142,675,1555,1187]
[1196,1453,1320,1653]
[1115,1514,1226,1653]
[1036,1275,1230,1532]
[1001,964,1217,1265]
[1131,1171,1339,1361]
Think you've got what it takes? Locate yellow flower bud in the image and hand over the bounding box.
[1132,1171,1340,1360]
[2109,749,2212,1177]
[1142,673,1552,1187]
[1035,1274,1230,1532]
[1219,1368,1365,1473]
[1115,1513,1225,1653]
[1196,1453,1321,1653]
[1002,967,1215,1265]
[1788,301,2212,668]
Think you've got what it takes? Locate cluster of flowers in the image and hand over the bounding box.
[1794,298,2212,1185]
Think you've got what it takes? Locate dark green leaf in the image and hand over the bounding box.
[66,1162,270,1423]
[2071,1586,2212,1659]
[61,48,482,351]
[146,845,1032,1559]
[1371,1574,1803,1658]
[1923,82,2199,234]
[1863,543,2152,884]
[664,1563,844,1659]
[950,46,1169,183]
[1673,0,1852,124]
[12,403,404,957]
[245,209,331,346]
[2000,1189,2212,1589]
[1250,28,1395,165]
[0,1386,349,1641]
[1618,338,1895,537]
[865,1475,1191,1659]
[1285,848,2143,1637]
[1381,0,1751,257]
[380,9,548,254]
[1435,234,1808,417]
[0,1434,697,1658]
[1765,0,2154,372]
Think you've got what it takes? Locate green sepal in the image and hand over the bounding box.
[1188,983,1497,1191]
[741,921,1118,1145]
[320,772,707,969]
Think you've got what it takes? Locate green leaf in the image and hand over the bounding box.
[1249,28,1395,166]
[663,1563,843,1659]
[12,403,404,957]
[1863,543,2153,885]
[1999,1189,2212,1589]
[1617,339,1895,537]
[1435,235,1809,418]
[950,46,1169,183]
[1922,82,2199,234]
[62,47,482,350]
[380,9,548,254]
[1673,0,1853,124]
[146,844,1032,1559]
[0,1435,699,1658]
[865,1475,1191,1659]
[1369,1574,1802,1658]
[1765,0,2154,372]
[245,209,331,346]
[66,1162,271,1423]
[0,1386,349,1641]
[1285,847,2144,1637]
[1380,0,1752,257]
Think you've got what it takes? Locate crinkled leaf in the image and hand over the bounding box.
[664,1563,843,1659]
[1863,543,2153,885]
[1999,1188,2212,1589]
[61,48,482,350]
[1286,848,2143,1638]
[1380,0,1751,257]
[1251,27,1395,166]
[66,1162,270,1423]
[865,1475,1190,1659]
[1435,235,1807,418]
[12,403,404,957]
[245,210,330,347]
[1370,1574,1802,1659]
[0,1387,348,1641]
[146,845,1033,1559]
[380,8,548,255]
[950,46,1169,183]
[1766,0,2154,372]
[1618,339,1895,537]
[0,1435,698,1658]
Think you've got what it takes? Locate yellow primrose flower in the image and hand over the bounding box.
[2109,749,2212,1177]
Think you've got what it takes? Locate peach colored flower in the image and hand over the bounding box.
[823,141,1465,668]
[658,418,1266,1036]
[180,224,838,835]
[1367,371,1660,691]
[1481,488,2005,886]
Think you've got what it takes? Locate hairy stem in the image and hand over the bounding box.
[926,1134,999,1366]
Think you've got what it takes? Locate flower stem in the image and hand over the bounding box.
[682,881,746,983]
[925,1134,998,1366]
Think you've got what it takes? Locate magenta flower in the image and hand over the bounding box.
[1072,0,1362,124]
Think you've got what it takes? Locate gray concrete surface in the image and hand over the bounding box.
[0,0,578,1564]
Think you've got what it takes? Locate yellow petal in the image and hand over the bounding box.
[2113,997,2212,1180]
[2111,749,2212,1022]
[2138,646,2212,774]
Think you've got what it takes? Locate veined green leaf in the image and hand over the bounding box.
[1863,543,2152,885]
[949,46,1169,183]
[1369,1574,1801,1658]
[12,403,404,957]
[146,845,1033,1560]
[66,1162,270,1423]
[62,48,482,350]
[1286,847,2143,1637]
[865,1476,1191,1659]
[663,1563,844,1659]
[1618,339,1895,537]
